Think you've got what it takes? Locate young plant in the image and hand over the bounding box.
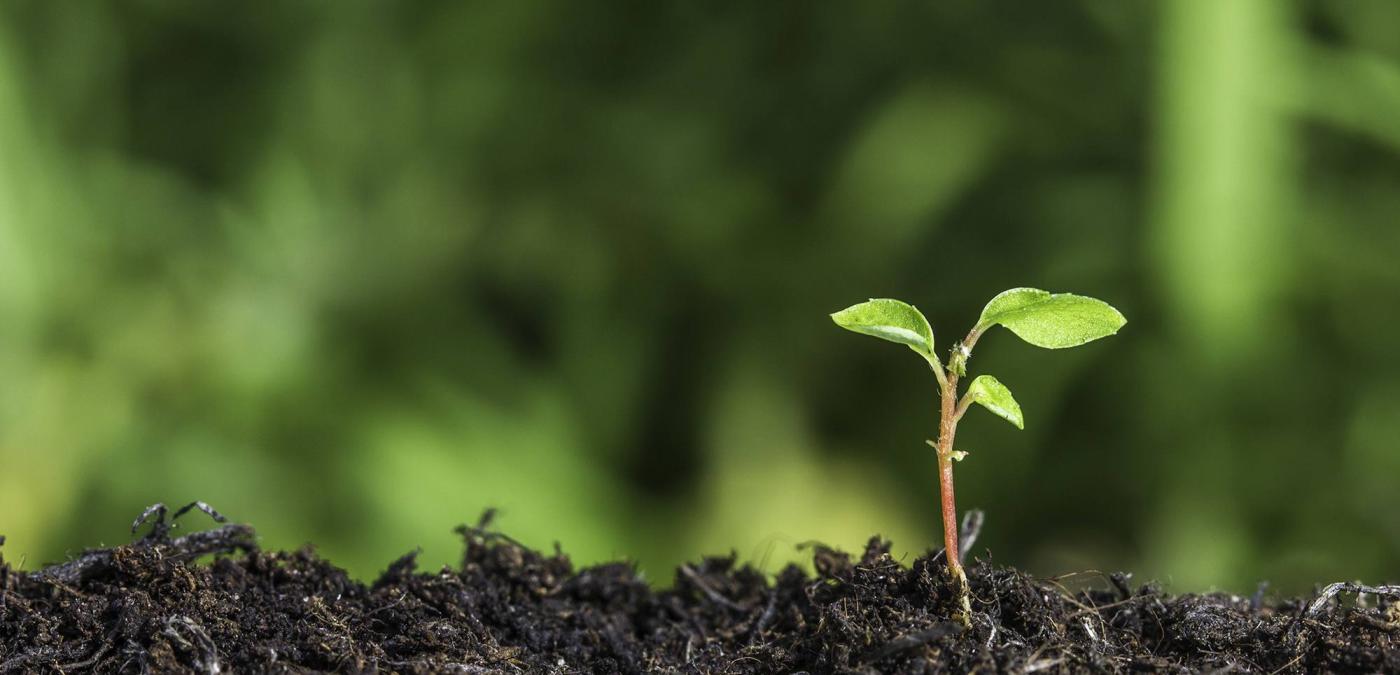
[831,288,1125,625]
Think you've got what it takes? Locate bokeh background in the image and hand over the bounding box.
[3,1,1400,596]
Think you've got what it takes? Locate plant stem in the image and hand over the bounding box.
[937,452,965,569]
[937,373,961,575]
[935,356,972,626]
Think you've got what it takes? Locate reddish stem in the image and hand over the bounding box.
[936,339,973,625]
[937,451,962,576]
[936,369,964,581]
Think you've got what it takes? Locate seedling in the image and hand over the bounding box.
[831,288,1125,625]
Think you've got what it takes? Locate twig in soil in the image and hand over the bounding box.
[30,523,257,585]
[958,509,984,560]
[1287,581,1400,641]
[679,563,744,611]
[132,501,226,541]
[55,625,119,672]
[364,591,410,621]
[747,593,779,644]
[1045,569,1143,610]
[454,509,529,550]
[1047,568,1124,590]
[163,523,259,563]
[1066,595,1141,620]
[163,615,223,675]
[1350,613,1400,633]
[1041,576,1098,614]
[3,643,105,674]
[860,622,964,665]
[1303,581,1400,617]
[1023,656,1065,673]
[1268,643,1314,675]
[1079,616,1100,644]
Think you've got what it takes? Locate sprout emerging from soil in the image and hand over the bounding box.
[831,288,1126,626]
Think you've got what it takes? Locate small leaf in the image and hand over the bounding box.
[925,440,968,461]
[831,299,934,358]
[966,375,1023,429]
[976,287,1125,349]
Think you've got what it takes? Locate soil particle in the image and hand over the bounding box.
[1,514,1397,673]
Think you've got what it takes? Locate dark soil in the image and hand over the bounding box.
[2,509,1398,674]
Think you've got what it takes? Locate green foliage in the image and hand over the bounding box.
[834,288,1117,437]
[825,290,1111,435]
[830,299,934,359]
[976,288,1127,349]
[1,0,1398,596]
[965,375,1023,429]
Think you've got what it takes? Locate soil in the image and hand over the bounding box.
[2,508,1398,674]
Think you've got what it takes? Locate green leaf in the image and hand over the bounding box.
[976,288,1126,349]
[966,375,1023,429]
[831,298,934,358]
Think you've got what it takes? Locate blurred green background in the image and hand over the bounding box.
[3,0,1400,596]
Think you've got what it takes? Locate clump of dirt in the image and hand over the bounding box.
[1,509,1397,673]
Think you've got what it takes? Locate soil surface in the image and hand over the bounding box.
[2,508,1398,674]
